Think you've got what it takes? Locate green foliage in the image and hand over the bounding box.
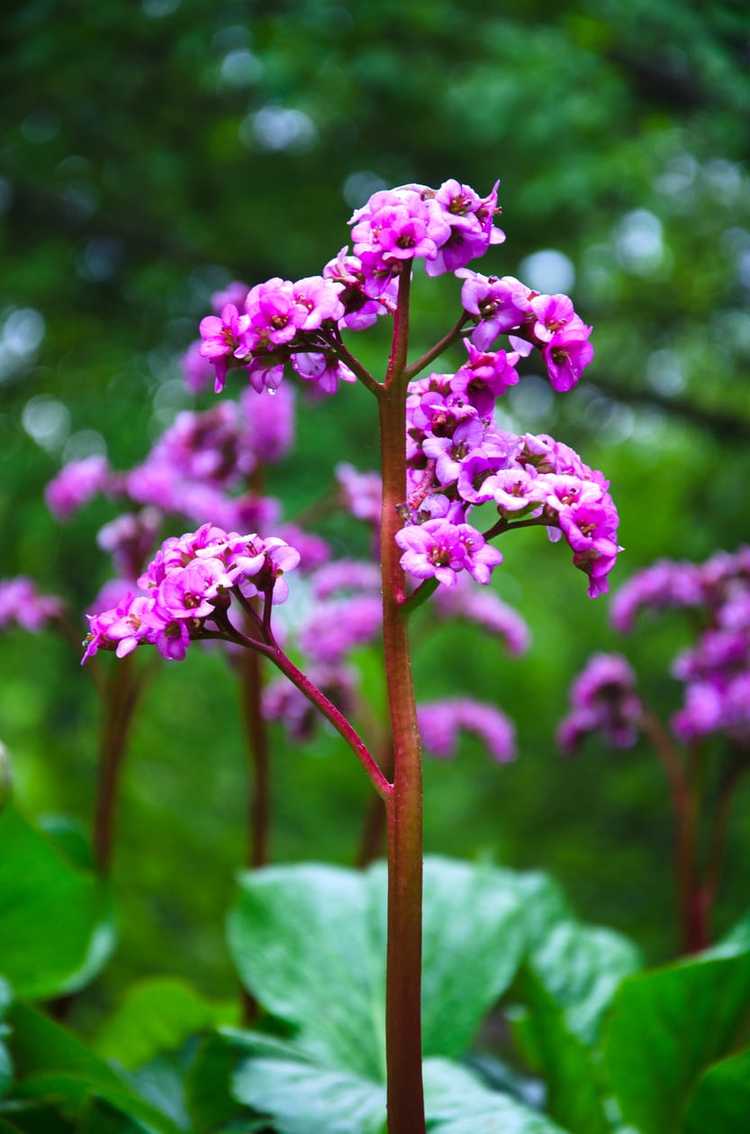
[0,807,114,1000]
[92,977,239,1071]
[518,921,641,1133]
[604,948,750,1133]
[228,857,536,1077]
[684,1048,750,1134]
[227,857,571,1131]
[7,1004,181,1134]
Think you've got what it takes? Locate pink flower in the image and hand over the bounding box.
[543,324,595,392]
[199,303,253,392]
[46,456,110,520]
[418,698,515,763]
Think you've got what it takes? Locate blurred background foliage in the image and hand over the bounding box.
[1,0,749,1017]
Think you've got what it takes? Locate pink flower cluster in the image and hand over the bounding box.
[459,274,594,393]
[0,578,63,632]
[615,548,750,743]
[557,653,643,754]
[418,699,516,763]
[398,370,620,596]
[196,275,353,396]
[349,180,504,279]
[81,524,300,664]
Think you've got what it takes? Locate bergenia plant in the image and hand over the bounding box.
[558,548,750,954]
[81,177,615,1132]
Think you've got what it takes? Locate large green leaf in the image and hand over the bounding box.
[529,922,641,1047]
[604,949,750,1134]
[7,1003,182,1134]
[233,1057,386,1134]
[232,1052,568,1134]
[515,921,639,1134]
[93,978,239,1070]
[0,808,115,999]
[424,1058,568,1133]
[684,1047,750,1134]
[227,856,529,1077]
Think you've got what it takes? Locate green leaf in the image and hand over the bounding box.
[684,1047,750,1134]
[423,1057,567,1133]
[8,1003,182,1134]
[516,921,639,1134]
[227,856,529,1078]
[530,921,641,1047]
[604,949,750,1134]
[232,1053,567,1134]
[0,808,115,999]
[233,1057,386,1134]
[93,978,239,1070]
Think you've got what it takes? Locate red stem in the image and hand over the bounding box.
[380,268,426,1134]
[403,312,468,381]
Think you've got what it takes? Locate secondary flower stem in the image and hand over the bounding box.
[380,267,426,1134]
[264,639,391,800]
[403,312,468,381]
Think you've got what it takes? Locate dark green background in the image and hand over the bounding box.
[1,0,749,1015]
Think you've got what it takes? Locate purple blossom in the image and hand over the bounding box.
[451,341,520,414]
[291,352,355,396]
[299,594,382,664]
[83,525,302,665]
[611,561,704,633]
[46,456,110,520]
[558,653,642,754]
[528,293,577,343]
[181,340,215,393]
[0,578,64,632]
[542,324,595,392]
[310,560,381,600]
[396,519,501,589]
[97,508,161,580]
[211,280,249,312]
[434,577,530,654]
[459,272,533,349]
[418,699,516,763]
[275,524,331,574]
[336,463,382,525]
[241,384,295,464]
[199,304,252,392]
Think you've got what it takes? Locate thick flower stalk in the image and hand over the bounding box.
[89,176,613,1134]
